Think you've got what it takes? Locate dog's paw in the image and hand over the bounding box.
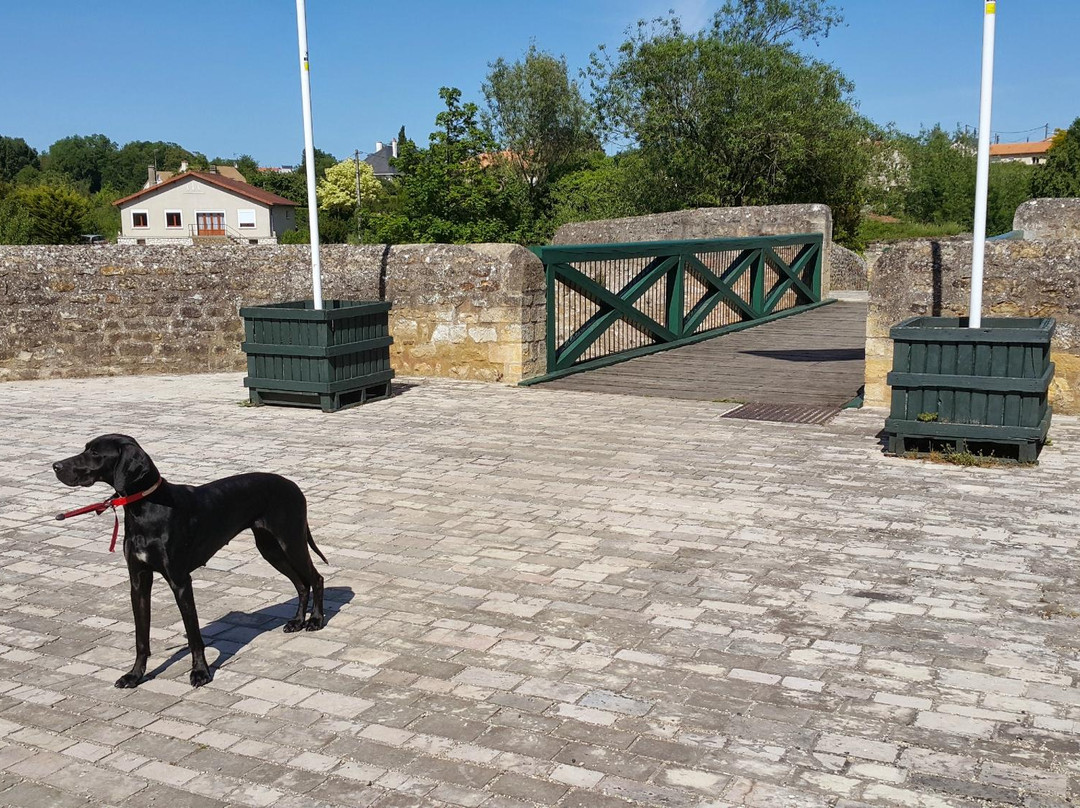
[115,673,142,689]
[303,617,325,632]
[283,619,304,633]
[190,669,212,688]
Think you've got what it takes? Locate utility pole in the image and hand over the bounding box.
[354,150,363,241]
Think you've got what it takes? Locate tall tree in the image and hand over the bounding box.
[0,184,89,244]
[370,87,529,244]
[42,134,118,194]
[712,0,844,46]
[106,141,205,194]
[903,127,976,226]
[317,159,383,212]
[0,136,39,182]
[1031,117,1080,198]
[482,45,597,205]
[588,10,870,242]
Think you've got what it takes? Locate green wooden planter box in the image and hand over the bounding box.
[241,299,394,413]
[884,316,1054,461]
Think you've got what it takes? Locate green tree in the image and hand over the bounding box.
[0,136,39,182]
[712,0,844,46]
[547,151,650,229]
[903,127,976,227]
[1031,117,1080,198]
[370,87,531,243]
[298,148,338,182]
[106,140,206,194]
[588,11,870,243]
[0,184,90,244]
[482,45,598,207]
[317,159,383,212]
[41,134,118,194]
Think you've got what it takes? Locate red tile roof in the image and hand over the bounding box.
[989,140,1052,157]
[113,171,298,207]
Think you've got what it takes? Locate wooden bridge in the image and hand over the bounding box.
[523,235,865,412]
[533,298,865,408]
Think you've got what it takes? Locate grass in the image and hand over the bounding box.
[903,447,1034,468]
[859,218,967,244]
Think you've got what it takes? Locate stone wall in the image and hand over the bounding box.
[827,243,867,291]
[0,244,545,384]
[553,204,836,294]
[865,237,1080,414]
[1013,198,1080,240]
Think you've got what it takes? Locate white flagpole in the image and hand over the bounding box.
[969,0,996,328]
[295,0,323,310]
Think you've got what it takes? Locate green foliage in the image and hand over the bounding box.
[250,169,306,205]
[858,217,965,244]
[41,134,118,194]
[588,12,870,243]
[0,136,39,182]
[108,141,206,194]
[1031,117,1080,198]
[889,126,1033,236]
[903,127,975,226]
[317,159,383,213]
[85,187,122,241]
[0,184,90,244]
[298,148,338,182]
[482,44,598,205]
[367,87,533,244]
[986,161,1034,235]
[712,0,844,46]
[546,151,649,231]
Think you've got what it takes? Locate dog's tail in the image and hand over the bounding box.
[307,527,329,565]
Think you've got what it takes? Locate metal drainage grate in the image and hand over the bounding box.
[721,403,840,425]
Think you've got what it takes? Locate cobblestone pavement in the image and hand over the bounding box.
[0,373,1078,808]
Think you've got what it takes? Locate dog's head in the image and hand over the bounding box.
[53,434,159,493]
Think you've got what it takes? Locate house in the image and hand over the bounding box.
[989,140,1053,165]
[114,168,298,244]
[364,139,399,179]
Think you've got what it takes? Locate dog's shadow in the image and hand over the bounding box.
[144,586,355,682]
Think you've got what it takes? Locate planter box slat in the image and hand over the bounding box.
[887,366,1054,393]
[241,299,394,412]
[241,336,394,359]
[886,316,1054,461]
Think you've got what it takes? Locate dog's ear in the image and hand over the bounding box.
[113,437,159,493]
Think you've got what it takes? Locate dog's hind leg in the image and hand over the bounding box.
[254,528,313,632]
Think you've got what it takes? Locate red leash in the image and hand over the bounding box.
[55,478,164,552]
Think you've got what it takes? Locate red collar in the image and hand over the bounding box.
[55,478,164,552]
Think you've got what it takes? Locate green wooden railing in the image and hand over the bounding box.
[522,233,828,384]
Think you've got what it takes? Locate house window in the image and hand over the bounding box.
[132,211,148,228]
[165,211,182,228]
[237,209,257,229]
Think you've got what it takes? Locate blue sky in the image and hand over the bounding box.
[2,1,1077,168]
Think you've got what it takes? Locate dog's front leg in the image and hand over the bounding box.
[116,568,153,688]
[168,574,212,687]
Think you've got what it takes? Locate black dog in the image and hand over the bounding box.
[53,434,327,688]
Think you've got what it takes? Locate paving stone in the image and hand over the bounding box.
[1,374,1079,808]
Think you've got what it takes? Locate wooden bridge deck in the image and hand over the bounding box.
[533,300,867,407]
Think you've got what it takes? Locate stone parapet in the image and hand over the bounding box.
[1013,198,1080,240]
[865,237,1080,414]
[0,243,544,384]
